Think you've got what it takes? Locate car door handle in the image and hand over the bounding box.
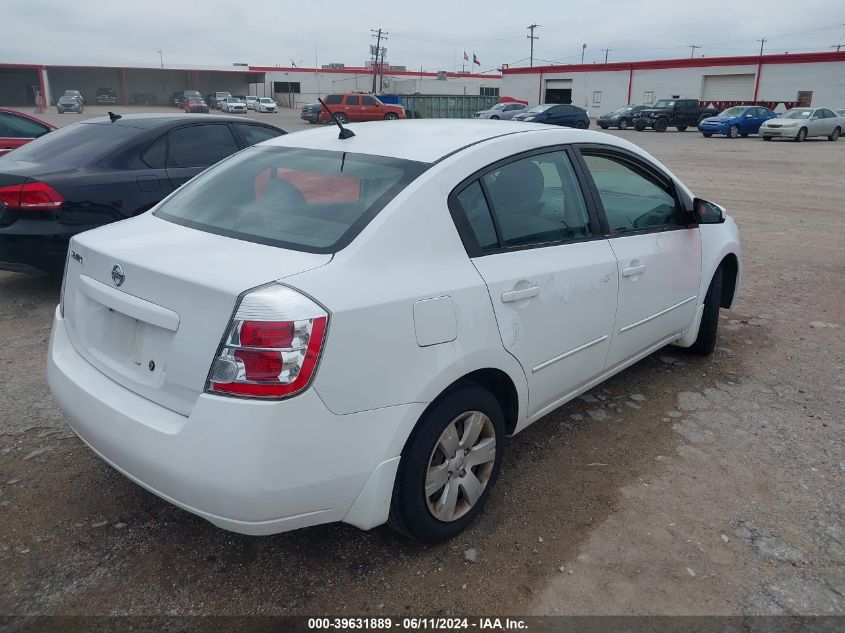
[622,264,646,277]
[501,286,539,303]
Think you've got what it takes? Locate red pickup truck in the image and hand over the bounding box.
[318,93,405,124]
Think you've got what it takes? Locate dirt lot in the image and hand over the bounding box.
[1,112,843,618]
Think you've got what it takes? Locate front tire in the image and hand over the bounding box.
[796,127,807,142]
[676,125,688,132]
[618,118,629,130]
[728,125,739,139]
[384,113,399,120]
[702,132,712,137]
[575,120,587,129]
[690,266,723,356]
[634,119,647,131]
[389,384,505,543]
[763,136,772,141]
[829,127,840,141]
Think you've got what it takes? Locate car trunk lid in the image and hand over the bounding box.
[62,213,332,416]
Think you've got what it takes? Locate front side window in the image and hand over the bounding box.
[361,96,378,106]
[480,151,591,248]
[235,124,284,146]
[155,147,429,253]
[582,153,681,233]
[167,124,240,168]
[345,95,360,106]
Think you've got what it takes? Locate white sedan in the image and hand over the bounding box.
[221,97,247,113]
[48,121,741,543]
[759,107,842,141]
[255,97,278,113]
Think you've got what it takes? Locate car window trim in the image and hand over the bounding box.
[230,122,285,147]
[572,143,692,237]
[447,144,606,258]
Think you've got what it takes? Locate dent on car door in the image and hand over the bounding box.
[164,124,241,189]
[577,147,701,370]
[451,149,618,418]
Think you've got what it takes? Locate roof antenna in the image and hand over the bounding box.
[318,98,355,139]
[107,111,122,123]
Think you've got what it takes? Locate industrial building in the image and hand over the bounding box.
[500,51,845,115]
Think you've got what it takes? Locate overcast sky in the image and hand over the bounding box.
[3,1,843,72]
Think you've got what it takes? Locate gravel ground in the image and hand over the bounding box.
[0,111,843,618]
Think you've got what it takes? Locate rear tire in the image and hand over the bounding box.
[334,112,349,124]
[763,136,772,141]
[490,115,500,120]
[654,118,668,132]
[618,118,629,130]
[575,120,587,129]
[634,119,647,131]
[829,127,840,141]
[389,384,505,543]
[690,267,723,356]
[740,133,749,137]
[676,125,688,132]
[702,133,712,137]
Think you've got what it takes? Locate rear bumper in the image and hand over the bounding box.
[47,309,424,535]
[0,232,71,274]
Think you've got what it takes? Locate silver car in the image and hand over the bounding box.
[759,107,843,142]
[473,102,527,120]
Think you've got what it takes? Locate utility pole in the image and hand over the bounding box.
[527,24,539,67]
[602,48,612,63]
[688,44,702,58]
[756,38,767,56]
[370,29,388,93]
[156,49,163,69]
[379,46,387,93]
[832,43,844,52]
[581,43,587,64]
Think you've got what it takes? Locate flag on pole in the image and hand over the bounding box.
[473,53,481,66]
[463,51,469,62]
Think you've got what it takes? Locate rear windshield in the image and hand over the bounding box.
[154,146,429,253]
[4,122,135,164]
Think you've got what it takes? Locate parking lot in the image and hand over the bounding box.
[1,109,843,618]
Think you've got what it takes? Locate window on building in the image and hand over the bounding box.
[592,91,602,106]
[797,91,813,107]
[480,87,500,97]
[273,82,301,94]
[643,91,654,104]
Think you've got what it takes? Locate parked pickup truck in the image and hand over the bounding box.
[634,98,719,132]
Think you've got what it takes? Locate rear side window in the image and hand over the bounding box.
[154,146,429,253]
[481,151,590,248]
[167,124,240,168]
[582,153,680,232]
[0,112,50,139]
[456,181,497,252]
[141,136,167,168]
[324,95,343,105]
[234,124,284,147]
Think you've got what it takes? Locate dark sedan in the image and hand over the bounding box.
[597,105,648,130]
[512,104,590,129]
[0,113,285,274]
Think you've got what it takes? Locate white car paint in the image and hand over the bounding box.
[47,121,741,537]
[221,97,247,113]
[255,98,278,113]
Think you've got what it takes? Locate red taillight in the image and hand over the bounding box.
[208,284,329,399]
[0,182,64,211]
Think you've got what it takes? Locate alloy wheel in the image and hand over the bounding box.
[425,411,496,522]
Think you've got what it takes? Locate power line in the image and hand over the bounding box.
[688,44,702,58]
[527,24,539,67]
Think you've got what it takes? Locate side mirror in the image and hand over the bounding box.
[693,198,725,224]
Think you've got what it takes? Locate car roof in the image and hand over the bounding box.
[76,113,252,129]
[265,119,619,163]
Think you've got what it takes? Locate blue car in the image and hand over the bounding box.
[512,103,590,129]
[698,105,778,138]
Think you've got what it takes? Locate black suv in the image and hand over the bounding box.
[633,99,719,132]
[96,88,118,104]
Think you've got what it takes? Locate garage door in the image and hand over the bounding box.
[701,74,755,101]
[545,79,572,104]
